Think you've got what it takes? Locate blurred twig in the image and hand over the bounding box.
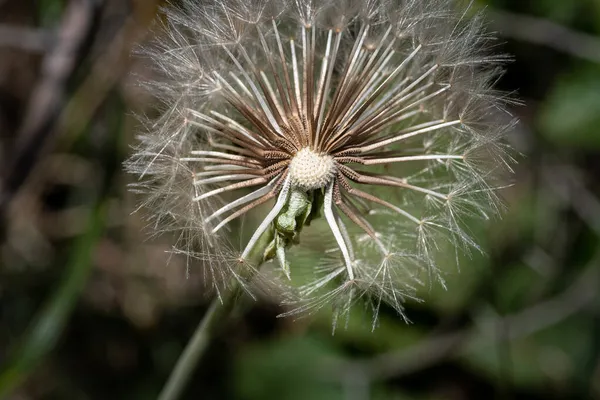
[341,258,598,381]
[489,9,600,64]
[0,25,53,52]
[57,3,158,147]
[0,198,109,398]
[0,2,161,396]
[337,164,600,382]
[0,0,159,241]
[0,0,103,236]
[157,232,274,400]
[543,165,600,235]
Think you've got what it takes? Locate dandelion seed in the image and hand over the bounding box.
[127,0,515,323]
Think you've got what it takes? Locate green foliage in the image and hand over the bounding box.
[235,336,344,400]
[0,201,108,398]
[37,0,66,26]
[1,0,600,399]
[539,68,600,148]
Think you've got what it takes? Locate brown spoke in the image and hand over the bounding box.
[334,109,424,151]
[272,19,302,120]
[320,24,369,141]
[333,156,364,164]
[256,25,293,118]
[193,175,271,202]
[212,191,276,233]
[254,72,287,128]
[333,182,379,241]
[208,137,258,158]
[186,158,264,169]
[302,26,315,146]
[187,114,268,154]
[223,45,286,136]
[263,150,292,160]
[211,74,277,143]
[342,190,372,215]
[281,120,304,149]
[337,173,421,224]
[352,119,460,155]
[213,170,289,232]
[195,168,266,178]
[338,164,448,200]
[343,64,439,140]
[323,45,423,152]
[264,160,290,174]
[315,31,343,150]
[199,162,287,178]
[224,93,282,142]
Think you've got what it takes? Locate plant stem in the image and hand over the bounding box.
[157,290,236,400]
[157,230,272,400]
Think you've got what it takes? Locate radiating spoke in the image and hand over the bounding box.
[206,178,277,225]
[324,182,355,280]
[334,186,388,255]
[222,45,284,137]
[337,173,422,224]
[358,119,462,153]
[180,158,260,168]
[339,164,448,200]
[193,174,259,186]
[272,19,301,119]
[241,175,292,260]
[189,150,261,163]
[212,191,276,233]
[361,154,464,165]
[193,176,269,202]
[324,45,423,151]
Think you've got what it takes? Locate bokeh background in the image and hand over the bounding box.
[1,0,599,399]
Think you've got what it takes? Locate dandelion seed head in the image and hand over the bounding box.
[289,148,336,190]
[128,0,517,326]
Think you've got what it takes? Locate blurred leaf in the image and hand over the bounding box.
[538,68,600,148]
[235,335,344,400]
[532,0,579,24]
[493,264,540,313]
[38,0,66,27]
[462,313,594,393]
[463,335,548,389]
[0,201,107,398]
[422,249,488,313]
[314,306,426,353]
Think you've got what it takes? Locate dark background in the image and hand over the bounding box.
[0,0,599,399]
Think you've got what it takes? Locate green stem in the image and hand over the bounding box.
[157,230,272,400]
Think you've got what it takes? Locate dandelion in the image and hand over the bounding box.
[128,0,515,324]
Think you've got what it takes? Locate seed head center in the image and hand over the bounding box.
[289,148,336,191]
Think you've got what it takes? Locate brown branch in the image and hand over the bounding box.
[0,25,53,52]
[335,258,598,382]
[0,0,161,238]
[489,9,600,64]
[0,0,103,230]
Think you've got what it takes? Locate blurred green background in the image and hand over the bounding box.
[1,0,599,399]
